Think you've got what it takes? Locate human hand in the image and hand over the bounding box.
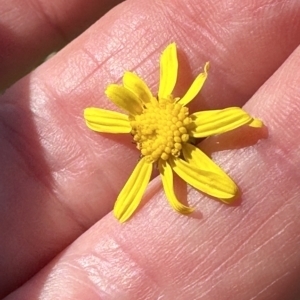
[1,0,300,299]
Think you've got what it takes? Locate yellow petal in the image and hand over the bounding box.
[123,72,153,105]
[84,108,131,133]
[182,143,234,177]
[248,118,263,128]
[170,150,238,201]
[114,157,152,222]
[189,107,254,138]
[158,160,194,214]
[105,84,143,115]
[178,62,209,106]
[158,43,178,99]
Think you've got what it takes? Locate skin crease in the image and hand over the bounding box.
[0,0,123,91]
[0,0,300,298]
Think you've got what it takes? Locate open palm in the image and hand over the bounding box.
[1,0,300,299]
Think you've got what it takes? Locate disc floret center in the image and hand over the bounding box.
[130,98,191,163]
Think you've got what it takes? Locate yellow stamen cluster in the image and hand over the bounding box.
[130,98,191,163]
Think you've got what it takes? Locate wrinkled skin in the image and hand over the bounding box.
[1,0,300,299]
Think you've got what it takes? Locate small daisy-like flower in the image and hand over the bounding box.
[84,43,263,222]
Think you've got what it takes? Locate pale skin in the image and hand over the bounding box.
[1,0,300,299]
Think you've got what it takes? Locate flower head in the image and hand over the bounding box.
[84,43,263,222]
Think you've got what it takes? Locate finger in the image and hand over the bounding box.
[6,46,300,300]
[1,0,300,297]
[0,0,123,90]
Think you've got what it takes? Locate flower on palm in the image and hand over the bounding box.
[84,43,263,222]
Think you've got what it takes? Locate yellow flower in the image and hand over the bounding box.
[84,43,263,222]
